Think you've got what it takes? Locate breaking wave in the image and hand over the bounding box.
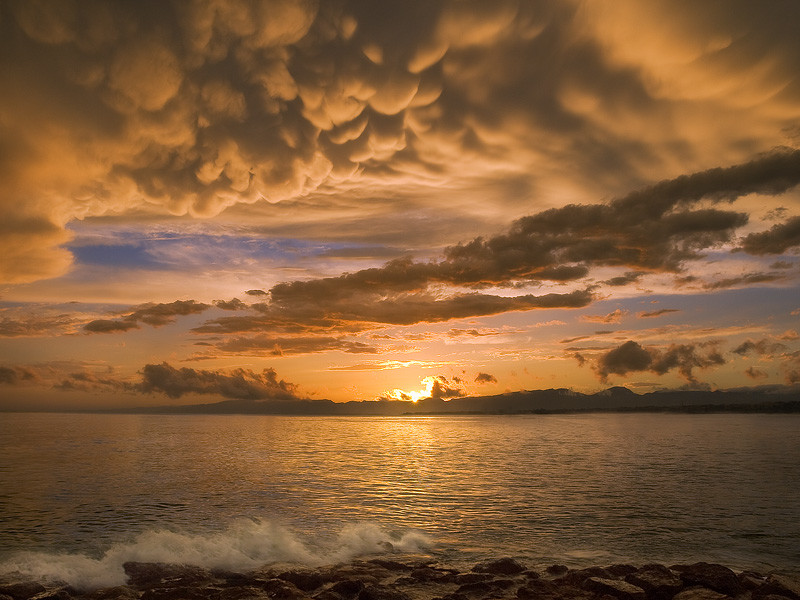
[0,520,433,590]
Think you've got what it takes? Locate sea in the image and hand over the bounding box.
[0,412,798,589]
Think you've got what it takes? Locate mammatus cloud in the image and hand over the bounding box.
[589,340,725,383]
[3,0,800,284]
[84,300,210,333]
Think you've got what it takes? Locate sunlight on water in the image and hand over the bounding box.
[1,413,799,584]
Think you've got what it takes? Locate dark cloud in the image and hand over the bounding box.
[740,216,800,255]
[213,298,248,311]
[426,375,464,399]
[592,340,725,383]
[0,313,76,337]
[0,365,38,385]
[603,271,645,287]
[245,290,268,296]
[637,308,680,319]
[703,272,786,290]
[732,338,788,358]
[213,335,378,356]
[135,363,299,400]
[745,367,768,380]
[474,372,497,384]
[580,309,627,324]
[84,300,211,333]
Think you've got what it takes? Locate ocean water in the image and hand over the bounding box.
[0,412,798,588]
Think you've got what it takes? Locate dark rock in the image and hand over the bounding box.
[763,575,800,600]
[139,587,211,600]
[1,594,14,600]
[457,579,515,596]
[254,578,308,600]
[453,573,494,585]
[312,591,344,600]
[607,566,639,578]
[29,590,75,600]
[626,564,684,600]
[330,579,366,597]
[583,577,647,600]
[357,585,410,600]
[123,563,212,589]
[547,565,570,576]
[278,571,326,593]
[471,557,527,576]
[0,582,47,600]
[365,561,412,573]
[672,588,732,600]
[739,574,766,592]
[672,563,743,597]
[216,586,272,600]
[757,595,794,600]
[80,587,140,600]
[408,567,458,584]
[557,567,613,587]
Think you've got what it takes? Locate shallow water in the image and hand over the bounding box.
[1,413,798,587]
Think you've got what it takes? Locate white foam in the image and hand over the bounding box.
[0,520,433,591]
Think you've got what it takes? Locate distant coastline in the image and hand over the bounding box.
[7,386,799,415]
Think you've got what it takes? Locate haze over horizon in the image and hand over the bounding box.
[2,0,800,410]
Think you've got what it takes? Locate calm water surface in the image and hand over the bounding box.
[0,413,798,585]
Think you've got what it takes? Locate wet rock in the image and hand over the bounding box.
[471,557,527,576]
[607,566,640,578]
[672,564,743,597]
[254,578,308,600]
[29,590,75,600]
[557,567,614,587]
[453,573,494,585]
[139,587,210,600]
[626,564,684,600]
[547,565,570,576]
[364,561,412,573]
[278,571,326,593]
[739,573,766,592]
[763,575,800,600]
[408,567,458,584]
[216,586,273,600]
[672,587,732,600]
[457,578,515,596]
[123,563,213,589]
[357,585,410,600]
[584,577,647,600]
[0,582,47,600]
[330,579,366,598]
[79,587,140,600]
[1,594,14,600]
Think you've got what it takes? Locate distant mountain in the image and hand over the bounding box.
[107,386,800,415]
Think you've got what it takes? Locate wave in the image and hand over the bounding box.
[0,520,433,590]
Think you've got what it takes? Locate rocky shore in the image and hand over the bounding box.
[1,558,798,600]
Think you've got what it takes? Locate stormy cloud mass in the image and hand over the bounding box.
[1,0,800,409]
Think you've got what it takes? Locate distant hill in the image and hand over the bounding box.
[106,386,800,416]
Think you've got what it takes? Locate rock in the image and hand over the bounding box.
[557,567,614,587]
[763,575,800,600]
[739,574,766,592]
[672,588,732,600]
[583,577,647,600]
[672,564,743,597]
[80,587,140,600]
[29,591,74,600]
[365,561,412,573]
[408,567,458,584]
[607,566,639,578]
[330,579,366,597]
[357,585,410,600]
[0,582,47,600]
[278,571,326,593]
[471,557,527,576]
[123,563,212,589]
[547,565,569,576]
[453,573,494,585]
[1,594,14,600]
[254,579,309,600]
[456,578,515,596]
[626,564,684,600]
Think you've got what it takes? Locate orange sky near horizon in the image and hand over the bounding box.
[1,0,800,409]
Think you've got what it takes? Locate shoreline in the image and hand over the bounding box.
[1,557,798,600]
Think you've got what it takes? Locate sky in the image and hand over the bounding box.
[1,0,800,409]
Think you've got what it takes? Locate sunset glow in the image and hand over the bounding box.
[1,1,799,410]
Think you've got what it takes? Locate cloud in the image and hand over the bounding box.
[732,338,788,358]
[135,363,300,400]
[0,365,38,385]
[213,298,248,311]
[474,372,498,384]
[591,340,725,383]
[212,335,379,356]
[580,309,628,324]
[84,300,211,333]
[637,308,681,319]
[702,271,786,290]
[744,367,768,380]
[424,375,464,399]
[0,312,77,337]
[740,216,800,255]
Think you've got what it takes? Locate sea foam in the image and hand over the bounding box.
[0,520,433,590]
